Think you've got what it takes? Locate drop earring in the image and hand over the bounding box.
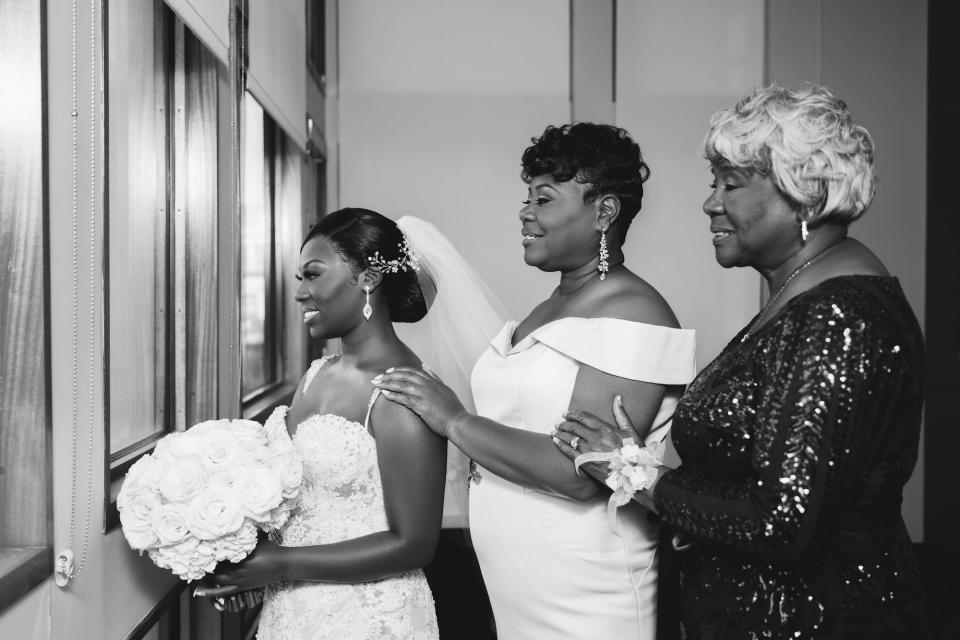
[801,219,809,243]
[598,229,609,280]
[362,286,372,320]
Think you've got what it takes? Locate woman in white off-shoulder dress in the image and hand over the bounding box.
[377,123,696,639]
[201,208,501,640]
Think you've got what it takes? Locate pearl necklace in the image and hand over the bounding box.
[740,242,840,343]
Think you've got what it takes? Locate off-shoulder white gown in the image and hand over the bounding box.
[256,357,439,640]
[468,317,696,640]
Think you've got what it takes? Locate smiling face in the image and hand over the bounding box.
[703,166,801,270]
[295,235,364,339]
[519,174,600,272]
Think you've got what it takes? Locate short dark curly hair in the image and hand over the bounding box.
[520,123,650,243]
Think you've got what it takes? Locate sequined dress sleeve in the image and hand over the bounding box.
[655,276,924,638]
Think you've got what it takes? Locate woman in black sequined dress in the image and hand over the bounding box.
[554,83,925,639]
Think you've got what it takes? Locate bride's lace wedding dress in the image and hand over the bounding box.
[256,358,439,640]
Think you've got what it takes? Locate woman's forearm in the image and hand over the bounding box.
[447,412,601,500]
[279,529,438,584]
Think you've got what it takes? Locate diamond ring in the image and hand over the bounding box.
[570,436,580,450]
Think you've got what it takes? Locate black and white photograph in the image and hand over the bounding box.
[0,1,954,638]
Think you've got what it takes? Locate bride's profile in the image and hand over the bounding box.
[196,207,504,640]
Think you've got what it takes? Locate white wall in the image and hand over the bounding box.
[616,0,766,368]
[336,0,569,320]
[767,0,927,541]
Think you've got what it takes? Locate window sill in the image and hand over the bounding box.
[242,382,298,424]
[0,547,51,615]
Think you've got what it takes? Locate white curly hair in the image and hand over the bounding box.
[703,83,876,225]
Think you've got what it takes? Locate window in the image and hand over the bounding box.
[0,0,51,611]
[105,0,222,526]
[241,95,283,400]
[240,93,305,415]
[107,0,172,457]
[306,0,326,87]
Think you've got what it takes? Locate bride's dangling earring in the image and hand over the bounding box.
[362,286,372,320]
[801,219,809,244]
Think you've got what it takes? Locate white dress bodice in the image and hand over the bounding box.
[256,359,439,640]
[468,317,696,640]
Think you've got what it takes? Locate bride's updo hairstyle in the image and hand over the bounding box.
[303,208,428,323]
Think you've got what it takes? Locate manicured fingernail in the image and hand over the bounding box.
[615,395,623,406]
[386,367,395,373]
[381,389,391,395]
[549,428,557,437]
[371,374,383,384]
[552,436,560,445]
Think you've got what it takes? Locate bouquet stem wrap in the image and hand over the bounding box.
[204,587,265,613]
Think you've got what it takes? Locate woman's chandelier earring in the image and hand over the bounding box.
[801,219,809,243]
[362,286,373,320]
[598,230,609,280]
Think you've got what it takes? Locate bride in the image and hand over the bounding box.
[199,207,504,640]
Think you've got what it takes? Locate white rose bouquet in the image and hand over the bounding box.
[117,418,302,591]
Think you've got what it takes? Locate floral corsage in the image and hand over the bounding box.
[574,437,663,534]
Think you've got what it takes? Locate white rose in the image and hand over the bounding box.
[198,429,242,472]
[206,466,237,488]
[119,491,160,551]
[151,503,192,546]
[229,419,263,437]
[228,420,265,443]
[155,431,204,459]
[119,455,162,505]
[621,464,657,493]
[189,419,233,435]
[619,443,643,463]
[157,454,207,504]
[234,466,283,521]
[186,485,245,540]
[270,451,303,499]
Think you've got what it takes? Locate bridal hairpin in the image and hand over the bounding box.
[367,237,420,274]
